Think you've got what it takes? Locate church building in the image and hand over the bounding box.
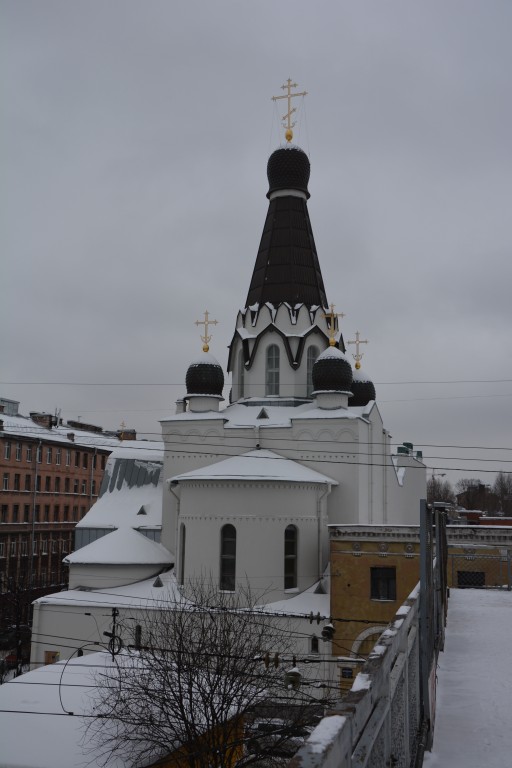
[30,83,425,669]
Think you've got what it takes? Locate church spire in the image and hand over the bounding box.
[245,80,327,310]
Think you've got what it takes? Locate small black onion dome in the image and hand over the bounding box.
[267,145,310,199]
[350,367,376,406]
[312,346,353,393]
[186,352,224,396]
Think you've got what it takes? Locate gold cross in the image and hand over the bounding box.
[322,304,345,347]
[194,310,218,352]
[347,331,369,369]
[272,78,308,142]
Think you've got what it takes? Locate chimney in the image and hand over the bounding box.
[67,432,75,442]
[30,412,54,430]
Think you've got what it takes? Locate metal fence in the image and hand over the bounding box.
[448,551,512,590]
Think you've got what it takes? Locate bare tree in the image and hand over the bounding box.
[85,580,325,768]
[493,472,512,515]
[427,476,454,504]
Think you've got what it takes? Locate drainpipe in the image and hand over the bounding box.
[317,484,332,580]
[30,440,41,590]
[169,481,181,571]
[89,447,97,507]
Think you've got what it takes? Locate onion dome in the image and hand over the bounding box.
[350,366,376,406]
[186,352,224,396]
[312,346,353,393]
[267,145,311,199]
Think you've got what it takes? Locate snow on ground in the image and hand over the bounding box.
[423,588,512,768]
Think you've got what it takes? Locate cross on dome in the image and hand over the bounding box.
[322,304,345,347]
[194,310,219,352]
[271,78,307,143]
[347,330,369,369]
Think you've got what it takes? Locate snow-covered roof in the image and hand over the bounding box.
[34,569,182,609]
[0,653,127,768]
[64,527,173,565]
[1,412,162,452]
[170,449,338,485]
[77,468,162,530]
[262,580,330,618]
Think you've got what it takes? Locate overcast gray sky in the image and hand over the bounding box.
[2,1,511,488]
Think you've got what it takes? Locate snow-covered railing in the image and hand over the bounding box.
[291,585,421,768]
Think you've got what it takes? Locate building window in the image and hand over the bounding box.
[33,539,38,555]
[44,505,50,522]
[2,473,9,491]
[15,443,22,461]
[370,567,397,601]
[56,448,61,466]
[65,478,70,493]
[80,506,86,518]
[238,349,245,399]
[179,524,186,585]
[83,453,88,469]
[66,449,71,466]
[75,451,80,467]
[284,525,298,589]
[45,476,51,492]
[307,345,319,396]
[91,480,96,496]
[36,476,41,492]
[24,505,30,523]
[53,505,60,521]
[92,454,97,469]
[64,505,69,520]
[11,541,16,556]
[46,447,52,464]
[265,344,280,396]
[1,505,7,523]
[26,445,32,462]
[41,537,48,555]
[220,524,236,591]
[12,504,19,522]
[14,474,20,491]
[34,504,40,521]
[310,636,319,654]
[0,542,4,557]
[4,442,11,459]
[72,505,78,521]
[51,539,57,554]
[55,476,60,493]
[73,479,79,494]
[37,445,42,463]
[25,474,31,492]
[81,480,87,495]
[21,539,28,556]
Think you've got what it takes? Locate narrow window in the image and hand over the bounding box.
[45,476,51,492]
[4,442,11,460]
[12,504,19,522]
[238,349,245,399]
[179,524,186,585]
[26,445,32,462]
[73,479,79,494]
[265,344,280,396]
[14,474,20,491]
[55,448,61,466]
[83,453,88,469]
[36,445,42,463]
[284,525,298,589]
[64,478,70,493]
[81,480,87,495]
[370,567,396,601]
[220,524,236,591]
[307,345,319,396]
[2,473,9,490]
[46,447,52,464]
[75,451,80,467]
[55,476,60,493]
[36,476,41,492]
[23,505,30,523]
[25,475,31,492]
[310,636,319,654]
[66,449,71,466]
[15,443,22,461]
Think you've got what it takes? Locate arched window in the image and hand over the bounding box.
[238,349,245,399]
[310,636,319,654]
[179,524,186,585]
[220,524,236,591]
[307,345,319,396]
[266,344,280,396]
[284,524,298,589]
